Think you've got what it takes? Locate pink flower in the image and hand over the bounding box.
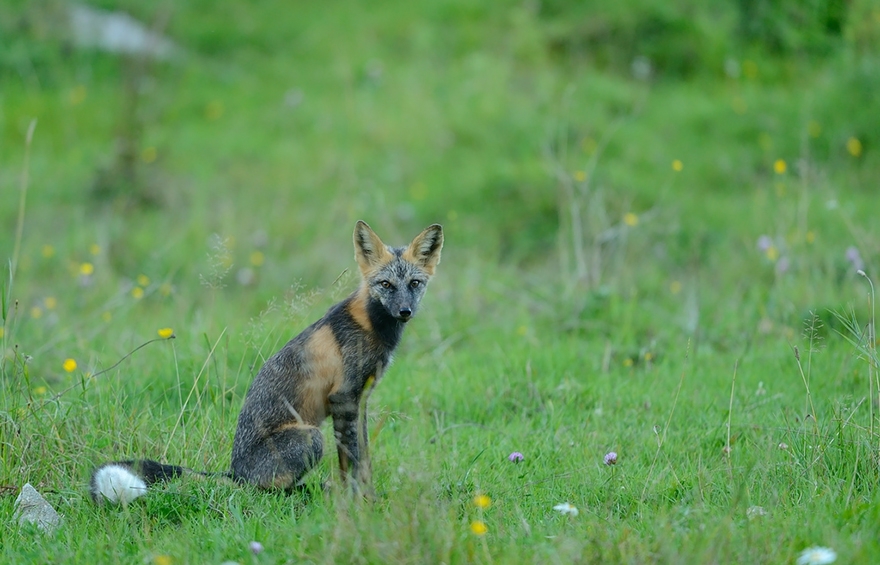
[508,451,524,463]
[604,451,618,466]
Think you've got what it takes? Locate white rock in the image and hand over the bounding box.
[14,483,62,533]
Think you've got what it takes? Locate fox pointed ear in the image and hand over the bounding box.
[404,224,443,274]
[353,220,392,274]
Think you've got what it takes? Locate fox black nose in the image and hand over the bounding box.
[399,307,412,319]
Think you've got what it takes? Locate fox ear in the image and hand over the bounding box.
[404,224,443,274]
[353,220,392,273]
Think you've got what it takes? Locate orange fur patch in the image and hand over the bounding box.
[346,286,373,332]
[293,326,344,425]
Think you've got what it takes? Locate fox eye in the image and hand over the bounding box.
[380,280,392,289]
[409,280,421,289]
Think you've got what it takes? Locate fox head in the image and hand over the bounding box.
[353,220,443,323]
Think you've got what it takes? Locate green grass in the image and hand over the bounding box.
[2,0,879,562]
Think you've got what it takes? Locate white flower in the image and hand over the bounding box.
[746,505,767,519]
[797,546,837,565]
[553,502,579,516]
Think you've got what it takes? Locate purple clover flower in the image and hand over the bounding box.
[846,246,864,273]
[507,451,524,463]
[604,451,618,466]
[249,541,264,555]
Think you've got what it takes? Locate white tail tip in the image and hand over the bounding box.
[90,464,148,505]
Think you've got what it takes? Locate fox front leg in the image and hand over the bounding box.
[329,390,370,495]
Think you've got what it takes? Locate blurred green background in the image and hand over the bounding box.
[2,0,879,427]
[2,1,880,562]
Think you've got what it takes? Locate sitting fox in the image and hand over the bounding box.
[90,221,443,504]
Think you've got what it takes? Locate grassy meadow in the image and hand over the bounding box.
[2,0,880,562]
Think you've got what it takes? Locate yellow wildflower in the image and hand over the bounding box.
[623,213,639,227]
[89,244,101,256]
[63,358,77,372]
[773,159,787,174]
[474,494,491,509]
[847,137,862,157]
[142,147,158,164]
[41,245,55,259]
[137,274,151,287]
[30,306,43,319]
[672,159,683,172]
[573,170,587,182]
[131,287,145,299]
[70,85,87,105]
[44,297,57,310]
[158,328,174,339]
[153,556,173,565]
[205,100,224,120]
[80,262,95,276]
[250,251,265,267]
[470,521,488,536]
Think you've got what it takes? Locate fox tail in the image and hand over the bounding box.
[89,459,224,505]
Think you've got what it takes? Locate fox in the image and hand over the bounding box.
[90,220,443,504]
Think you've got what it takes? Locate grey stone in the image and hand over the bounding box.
[14,483,62,533]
